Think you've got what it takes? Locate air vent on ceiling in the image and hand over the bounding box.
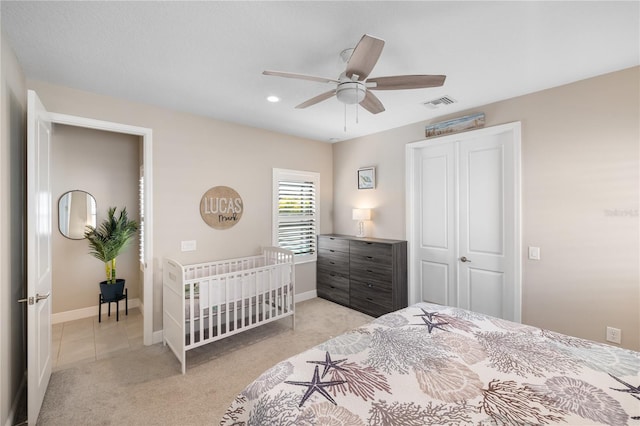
[423,96,456,109]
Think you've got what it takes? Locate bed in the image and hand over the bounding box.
[221,302,639,425]
[163,247,295,374]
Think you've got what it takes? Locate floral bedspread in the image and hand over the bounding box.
[221,303,640,425]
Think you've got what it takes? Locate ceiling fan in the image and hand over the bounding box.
[263,34,446,114]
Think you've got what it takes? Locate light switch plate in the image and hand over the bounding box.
[528,246,540,260]
[181,240,196,252]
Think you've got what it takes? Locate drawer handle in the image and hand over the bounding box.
[330,273,336,277]
[330,286,335,289]
[330,238,335,240]
[366,297,373,301]
[367,283,373,288]
[366,242,373,245]
[367,256,374,260]
[366,269,374,273]
[329,249,335,252]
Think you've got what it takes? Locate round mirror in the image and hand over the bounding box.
[58,190,97,240]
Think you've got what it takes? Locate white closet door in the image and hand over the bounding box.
[407,122,521,322]
[415,143,457,306]
[458,130,517,319]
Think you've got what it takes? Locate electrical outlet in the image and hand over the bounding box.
[181,240,196,252]
[606,326,621,344]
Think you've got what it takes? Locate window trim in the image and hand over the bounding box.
[272,168,320,264]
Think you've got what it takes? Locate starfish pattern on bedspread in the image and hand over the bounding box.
[609,374,640,401]
[307,351,347,378]
[414,307,439,321]
[285,365,347,407]
[412,307,449,333]
[416,315,449,333]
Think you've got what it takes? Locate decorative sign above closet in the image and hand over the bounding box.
[200,186,243,229]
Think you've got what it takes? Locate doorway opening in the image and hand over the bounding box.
[49,112,153,346]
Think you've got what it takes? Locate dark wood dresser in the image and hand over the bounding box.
[317,234,407,317]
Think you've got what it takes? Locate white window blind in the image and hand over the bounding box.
[138,165,145,268]
[273,169,319,263]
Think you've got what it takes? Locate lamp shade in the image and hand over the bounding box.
[352,208,371,221]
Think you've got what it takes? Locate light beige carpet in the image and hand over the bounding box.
[37,298,372,425]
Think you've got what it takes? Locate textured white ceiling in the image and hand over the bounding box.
[2,1,638,142]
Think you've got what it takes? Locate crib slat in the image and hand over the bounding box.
[216,280,222,337]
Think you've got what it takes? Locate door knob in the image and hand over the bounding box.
[36,292,50,302]
[460,256,472,263]
[19,293,50,305]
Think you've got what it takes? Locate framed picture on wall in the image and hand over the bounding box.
[357,167,376,190]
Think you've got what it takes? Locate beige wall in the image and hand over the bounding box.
[51,125,140,313]
[0,31,27,425]
[29,80,334,332]
[333,66,640,350]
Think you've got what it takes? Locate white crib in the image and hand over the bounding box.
[162,247,295,374]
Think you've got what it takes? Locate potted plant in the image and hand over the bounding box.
[84,206,139,301]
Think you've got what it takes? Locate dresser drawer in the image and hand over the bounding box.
[350,251,392,270]
[349,240,392,258]
[349,297,389,318]
[318,236,350,252]
[350,278,392,317]
[317,282,349,306]
[350,279,392,309]
[349,267,392,288]
[318,249,349,275]
[350,254,392,285]
[317,269,349,292]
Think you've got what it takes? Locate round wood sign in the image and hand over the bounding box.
[200,186,243,229]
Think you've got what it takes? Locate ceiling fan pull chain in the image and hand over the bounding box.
[356,101,359,124]
[344,103,347,132]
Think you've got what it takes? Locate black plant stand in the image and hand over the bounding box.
[99,288,128,322]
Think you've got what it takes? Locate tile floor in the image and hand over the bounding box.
[52,307,143,371]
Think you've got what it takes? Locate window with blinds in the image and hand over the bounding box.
[273,169,320,263]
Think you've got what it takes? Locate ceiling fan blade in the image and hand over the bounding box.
[295,90,337,109]
[359,91,385,114]
[345,34,385,81]
[263,70,339,84]
[368,75,446,90]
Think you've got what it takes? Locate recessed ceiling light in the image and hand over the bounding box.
[266,95,280,103]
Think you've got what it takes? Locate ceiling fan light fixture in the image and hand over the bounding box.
[336,81,366,104]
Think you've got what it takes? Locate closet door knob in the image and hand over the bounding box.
[460,256,472,263]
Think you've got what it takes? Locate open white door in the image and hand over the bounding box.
[25,90,53,424]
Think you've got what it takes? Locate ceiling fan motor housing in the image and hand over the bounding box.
[336,81,366,104]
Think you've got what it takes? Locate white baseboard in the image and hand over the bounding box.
[5,370,26,426]
[52,298,141,324]
[295,290,317,304]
